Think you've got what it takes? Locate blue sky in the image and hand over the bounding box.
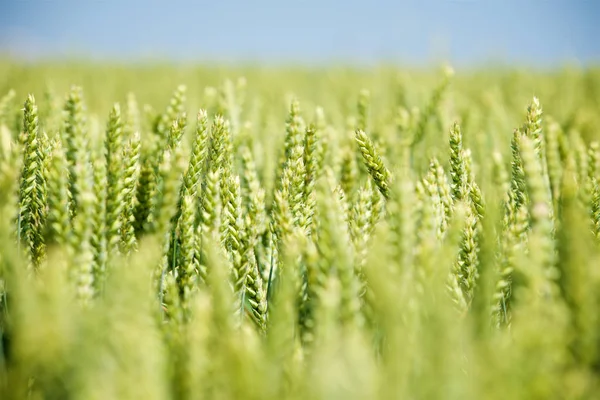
[0,0,598,66]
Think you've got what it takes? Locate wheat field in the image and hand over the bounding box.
[0,61,600,399]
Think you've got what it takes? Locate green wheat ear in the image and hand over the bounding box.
[69,146,96,303]
[91,152,107,291]
[521,135,555,271]
[245,248,267,332]
[302,124,320,231]
[105,103,125,255]
[177,193,198,316]
[18,94,47,268]
[155,84,187,139]
[119,132,141,255]
[62,85,88,216]
[182,109,209,198]
[449,122,468,202]
[340,146,358,200]
[45,137,71,247]
[350,180,375,289]
[124,92,141,138]
[274,99,305,195]
[221,174,247,309]
[355,129,392,199]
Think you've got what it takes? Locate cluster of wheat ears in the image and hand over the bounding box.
[0,64,600,399]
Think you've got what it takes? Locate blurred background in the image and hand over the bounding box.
[1,0,598,67]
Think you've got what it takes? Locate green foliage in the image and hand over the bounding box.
[1,62,600,399]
